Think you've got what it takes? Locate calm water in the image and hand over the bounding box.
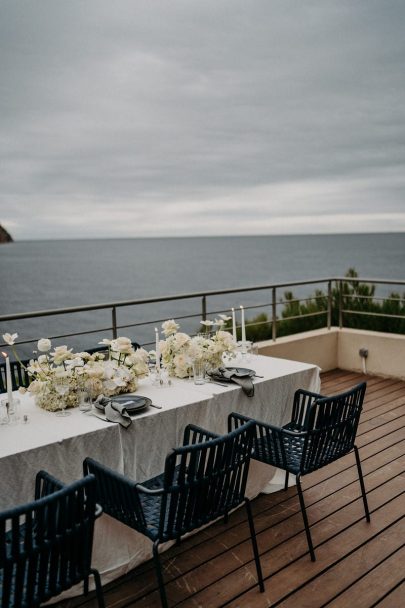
[1,233,404,354]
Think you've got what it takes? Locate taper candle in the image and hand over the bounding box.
[240,305,246,344]
[155,328,160,372]
[3,353,13,407]
[231,308,236,342]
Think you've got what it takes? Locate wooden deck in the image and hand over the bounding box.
[69,370,405,607]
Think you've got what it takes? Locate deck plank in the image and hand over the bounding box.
[61,370,405,608]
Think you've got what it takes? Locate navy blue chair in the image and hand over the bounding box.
[0,471,104,608]
[229,382,369,562]
[84,421,265,608]
[0,359,30,394]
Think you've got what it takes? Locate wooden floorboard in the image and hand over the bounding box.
[62,370,405,608]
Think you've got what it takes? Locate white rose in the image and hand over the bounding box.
[162,319,180,337]
[111,337,133,354]
[65,357,84,369]
[37,338,51,352]
[50,346,73,365]
[85,364,104,379]
[174,333,190,349]
[28,380,43,394]
[2,332,18,346]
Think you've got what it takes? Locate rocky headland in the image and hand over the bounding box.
[0,224,13,243]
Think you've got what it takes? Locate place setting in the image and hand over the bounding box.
[206,366,263,397]
[87,394,163,427]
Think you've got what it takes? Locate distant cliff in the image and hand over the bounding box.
[0,224,13,243]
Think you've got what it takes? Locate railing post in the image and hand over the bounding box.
[339,280,343,329]
[112,306,118,339]
[202,296,207,321]
[272,287,277,341]
[327,280,332,330]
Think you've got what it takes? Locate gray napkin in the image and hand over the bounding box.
[94,395,132,428]
[216,367,255,398]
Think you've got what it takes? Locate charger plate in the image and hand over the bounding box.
[207,367,255,382]
[95,395,152,414]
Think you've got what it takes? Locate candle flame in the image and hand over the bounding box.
[1,352,8,358]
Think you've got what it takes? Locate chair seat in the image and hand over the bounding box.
[139,471,166,540]
[254,434,306,474]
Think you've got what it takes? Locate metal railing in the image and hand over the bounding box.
[0,277,404,352]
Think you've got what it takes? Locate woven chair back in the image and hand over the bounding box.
[301,382,366,473]
[0,475,97,608]
[159,421,255,539]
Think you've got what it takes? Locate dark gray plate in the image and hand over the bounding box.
[95,395,152,413]
[207,367,255,382]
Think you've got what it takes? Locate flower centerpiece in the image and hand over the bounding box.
[159,318,236,378]
[2,333,149,412]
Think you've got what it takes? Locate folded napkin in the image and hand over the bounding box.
[215,367,255,398]
[94,395,132,428]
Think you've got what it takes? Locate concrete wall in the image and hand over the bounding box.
[258,328,339,372]
[258,327,405,378]
[338,328,405,380]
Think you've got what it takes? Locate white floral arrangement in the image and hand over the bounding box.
[2,333,149,412]
[159,317,236,378]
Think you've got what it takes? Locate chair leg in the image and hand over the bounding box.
[224,511,229,525]
[296,474,316,562]
[354,445,371,522]
[90,569,105,608]
[244,498,265,593]
[153,540,169,608]
[83,575,89,596]
[284,471,289,491]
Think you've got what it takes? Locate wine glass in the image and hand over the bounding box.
[54,376,72,417]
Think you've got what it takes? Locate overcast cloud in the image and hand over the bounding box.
[1,0,405,239]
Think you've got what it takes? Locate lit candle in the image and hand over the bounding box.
[231,308,236,342]
[2,352,13,407]
[240,305,246,345]
[155,328,160,372]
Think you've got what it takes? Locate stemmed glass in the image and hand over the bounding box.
[54,376,72,417]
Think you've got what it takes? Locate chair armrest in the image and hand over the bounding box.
[83,457,150,532]
[35,470,65,500]
[287,388,324,430]
[182,423,220,446]
[229,411,307,437]
[228,411,252,432]
[135,483,165,496]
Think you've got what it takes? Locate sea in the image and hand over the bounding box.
[1,233,404,356]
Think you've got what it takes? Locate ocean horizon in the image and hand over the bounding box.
[1,232,404,355]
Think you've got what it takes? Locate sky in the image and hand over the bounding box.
[1,0,405,240]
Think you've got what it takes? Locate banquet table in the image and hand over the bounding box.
[0,355,320,598]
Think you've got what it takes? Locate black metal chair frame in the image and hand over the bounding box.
[229,382,370,562]
[84,421,265,608]
[0,471,105,608]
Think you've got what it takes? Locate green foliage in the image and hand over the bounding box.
[238,269,405,342]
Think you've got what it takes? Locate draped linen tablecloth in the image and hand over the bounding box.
[0,355,320,597]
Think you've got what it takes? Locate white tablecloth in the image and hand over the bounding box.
[0,355,320,596]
